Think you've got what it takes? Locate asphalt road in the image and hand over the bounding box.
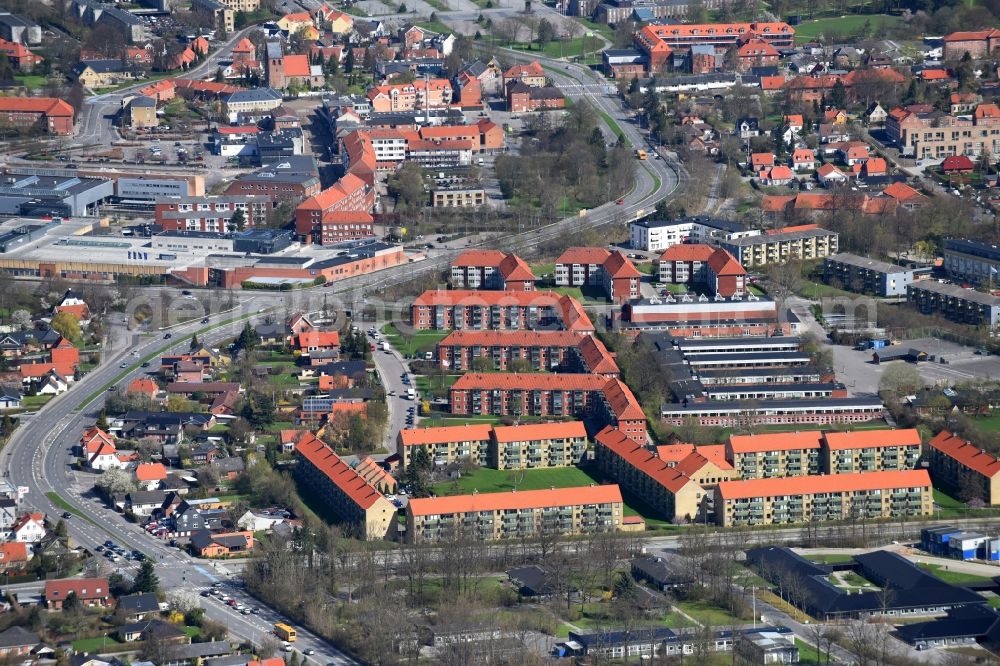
[3,303,359,666]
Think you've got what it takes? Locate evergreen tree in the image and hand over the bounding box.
[344,48,355,74]
[96,409,109,430]
[190,333,199,351]
[132,560,160,594]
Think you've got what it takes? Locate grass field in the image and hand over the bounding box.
[793,14,900,43]
[71,635,123,652]
[934,488,966,509]
[918,562,995,586]
[806,552,856,564]
[973,413,1000,432]
[432,466,601,496]
[674,599,742,626]
[14,74,49,90]
[381,323,449,357]
[796,638,825,666]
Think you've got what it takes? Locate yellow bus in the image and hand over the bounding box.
[274,623,297,642]
[635,149,647,160]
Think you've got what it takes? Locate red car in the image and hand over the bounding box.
[616,198,624,205]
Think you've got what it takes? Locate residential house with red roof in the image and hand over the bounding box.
[405,484,623,542]
[134,463,168,491]
[367,79,452,113]
[0,542,29,572]
[927,431,1000,505]
[293,432,396,539]
[293,330,341,360]
[758,165,794,186]
[9,513,45,545]
[861,157,888,178]
[791,148,816,171]
[816,163,848,186]
[44,578,112,610]
[943,155,975,174]
[750,152,775,171]
[881,181,927,209]
[736,39,779,70]
[594,426,706,522]
[54,289,90,323]
[502,60,546,88]
[0,38,42,71]
[450,250,535,291]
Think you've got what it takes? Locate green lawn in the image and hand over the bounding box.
[988,595,1000,609]
[432,466,601,496]
[380,323,449,357]
[546,285,608,303]
[531,263,555,277]
[934,488,967,509]
[973,413,1000,432]
[46,492,86,520]
[806,553,855,564]
[917,563,995,586]
[414,374,459,398]
[796,638,825,666]
[792,14,900,43]
[71,635,123,652]
[674,600,742,627]
[14,74,49,90]
[799,278,858,300]
[21,395,53,409]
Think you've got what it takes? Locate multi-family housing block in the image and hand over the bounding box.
[593,426,706,522]
[435,330,619,375]
[726,431,822,479]
[822,429,922,474]
[554,247,642,303]
[0,97,75,135]
[629,217,759,252]
[907,280,1000,327]
[154,195,271,233]
[888,102,1000,160]
[449,373,647,441]
[449,250,535,290]
[397,421,588,470]
[716,469,933,527]
[823,253,917,297]
[633,22,794,74]
[410,290,595,333]
[943,238,1000,284]
[293,432,397,539]
[404,485,624,542]
[718,225,839,268]
[656,244,747,297]
[927,431,1000,506]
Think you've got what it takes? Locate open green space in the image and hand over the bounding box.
[674,599,742,626]
[21,395,54,409]
[973,413,1000,432]
[917,562,995,586]
[799,278,858,300]
[934,488,967,509]
[796,639,825,666]
[46,492,87,520]
[806,552,856,564]
[415,19,452,34]
[988,595,1000,609]
[792,14,900,43]
[380,323,449,358]
[546,285,608,303]
[71,635,123,652]
[14,74,49,90]
[531,263,555,277]
[432,465,601,496]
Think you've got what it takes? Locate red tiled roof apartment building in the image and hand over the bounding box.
[294,172,375,244]
[657,244,747,298]
[404,484,624,542]
[293,432,396,539]
[410,290,594,333]
[927,431,1000,506]
[449,373,646,441]
[397,420,588,469]
[634,22,794,74]
[594,426,707,522]
[0,97,74,135]
[435,330,619,376]
[554,247,641,304]
[942,29,1000,60]
[450,250,535,291]
[716,469,932,527]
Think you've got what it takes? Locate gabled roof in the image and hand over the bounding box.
[44,577,109,601]
[0,97,74,117]
[882,181,926,202]
[294,432,386,510]
[719,469,931,500]
[556,246,611,265]
[706,248,745,276]
[603,251,642,279]
[729,430,823,453]
[134,463,167,482]
[407,484,622,516]
[595,426,701,494]
[823,428,920,450]
[399,423,494,446]
[929,430,1000,479]
[491,421,587,443]
[659,243,716,262]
